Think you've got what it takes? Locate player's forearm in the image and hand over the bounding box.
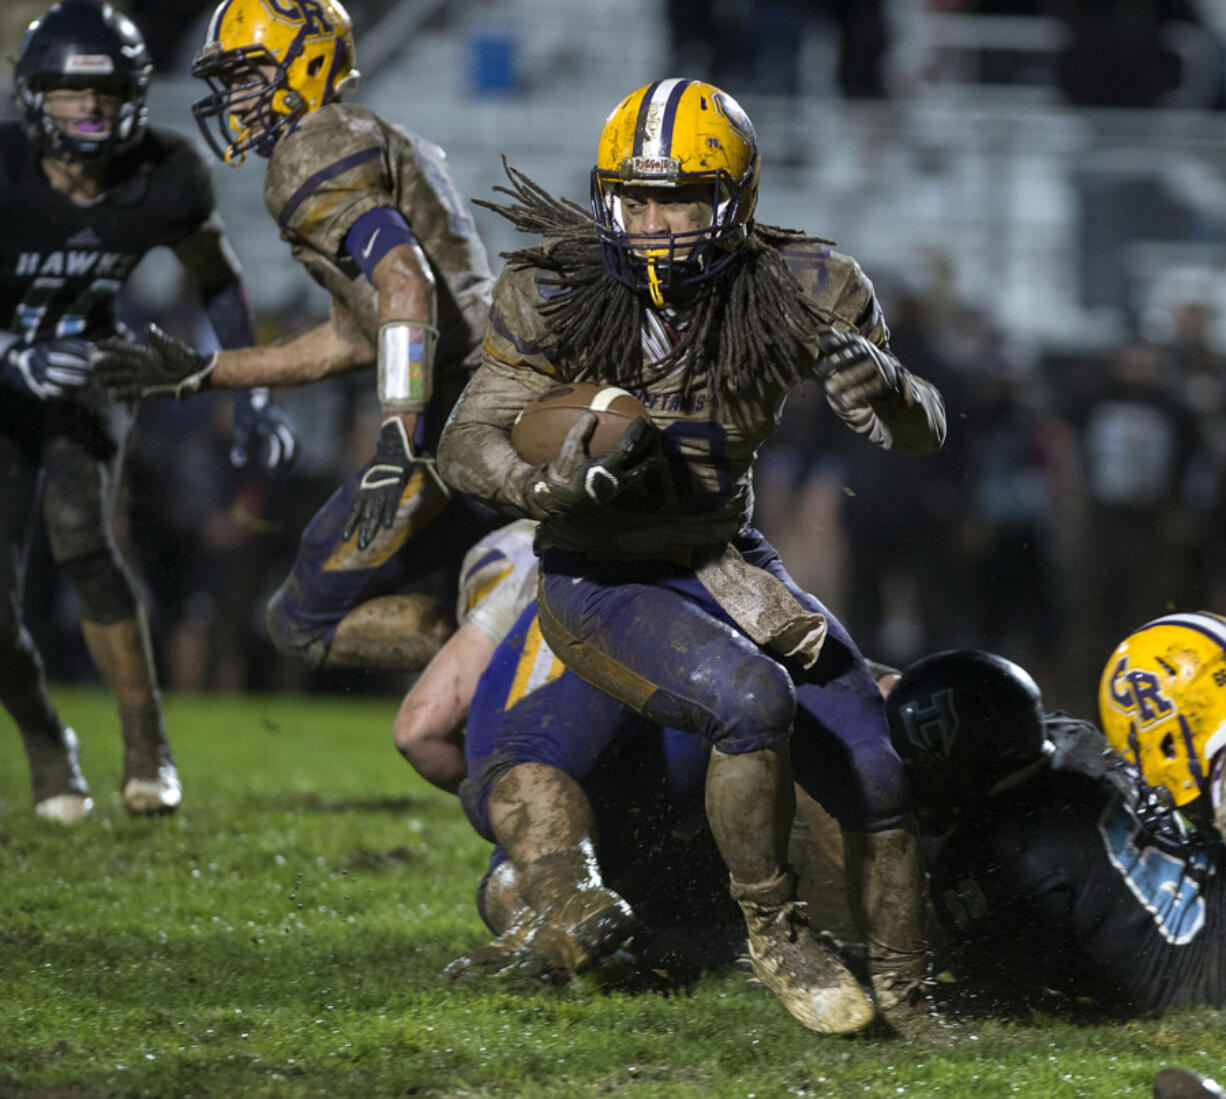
[436,364,554,517]
[209,318,371,388]
[829,363,947,454]
[372,243,437,418]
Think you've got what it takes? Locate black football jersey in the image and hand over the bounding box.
[0,122,214,343]
[930,720,1226,1014]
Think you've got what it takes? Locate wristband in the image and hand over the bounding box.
[378,321,437,413]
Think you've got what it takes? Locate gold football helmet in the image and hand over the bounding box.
[590,78,760,304]
[191,0,360,164]
[1098,612,1226,822]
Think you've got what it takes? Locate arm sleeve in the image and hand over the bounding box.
[344,206,417,282]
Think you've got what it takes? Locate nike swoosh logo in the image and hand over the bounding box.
[361,229,381,260]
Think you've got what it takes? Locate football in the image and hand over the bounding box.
[510,383,651,465]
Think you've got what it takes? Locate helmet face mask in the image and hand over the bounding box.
[590,78,760,305]
[191,0,360,165]
[14,0,151,164]
[1099,611,1226,838]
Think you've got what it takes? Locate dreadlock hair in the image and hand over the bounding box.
[476,160,837,416]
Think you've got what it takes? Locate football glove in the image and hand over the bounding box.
[91,323,217,400]
[814,328,900,406]
[1,338,95,400]
[231,388,299,476]
[526,413,656,519]
[343,417,419,551]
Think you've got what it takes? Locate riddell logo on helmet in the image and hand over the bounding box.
[1104,658,1174,725]
[620,156,679,179]
[65,55,116,75]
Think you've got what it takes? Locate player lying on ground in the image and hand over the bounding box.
[887,641,1225,1016]
[2,0,296,822]
[435,77,946,1037]
[91,0,500,676]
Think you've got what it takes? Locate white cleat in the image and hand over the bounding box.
[34,793,94,824]
[122,764,182,816]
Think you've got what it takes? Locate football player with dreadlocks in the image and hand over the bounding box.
[887,637,1226,1016]
[436,79,946,1035]
[92,0,499,676]
[1,0,298,822]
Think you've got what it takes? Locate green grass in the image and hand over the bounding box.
[2,688,1223,1098]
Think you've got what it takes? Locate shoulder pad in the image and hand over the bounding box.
[108,127,215,236]
[265,102,386,226]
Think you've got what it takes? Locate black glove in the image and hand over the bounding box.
[343,417,417,550]
[1,338,94,400]
[91,322,217,400]
[526,413,656,519]
[231,388,299,476]
[815,328,900,406]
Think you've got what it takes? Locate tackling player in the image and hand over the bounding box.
[1,0,297,822]
[92,0,499,675]
[436,79,946,1034]
[887,640,1226,1016]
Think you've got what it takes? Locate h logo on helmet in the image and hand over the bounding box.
[266,0,333,33]
[898,689,959,765]
[1105,657,1174,725]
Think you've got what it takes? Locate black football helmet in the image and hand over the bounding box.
[886,649,1047,828]
[13,1,151,162]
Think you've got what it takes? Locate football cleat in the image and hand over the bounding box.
[191,0,360,164]
[445,885,638,983]
[121,764,182,817]
[34,792,94,824]
[870,971,937,1018]
[22,724,91,817]
[1152,1067,1224,1099]
[733,871,875,1035]
[121,706,182,817]
[591,78,760,302]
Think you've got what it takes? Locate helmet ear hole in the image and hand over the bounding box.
[1160,732,1178,760]
[307,55,324,77]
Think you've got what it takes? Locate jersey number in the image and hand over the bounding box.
[659,421,733,514]
[16,276,122,339]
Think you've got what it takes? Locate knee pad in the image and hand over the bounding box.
[850,738,909,831]
[457,757,519,844]
[265,582,328,668]
[43,466,110,564]
[642,657,796,755]
[60,549,137,625]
